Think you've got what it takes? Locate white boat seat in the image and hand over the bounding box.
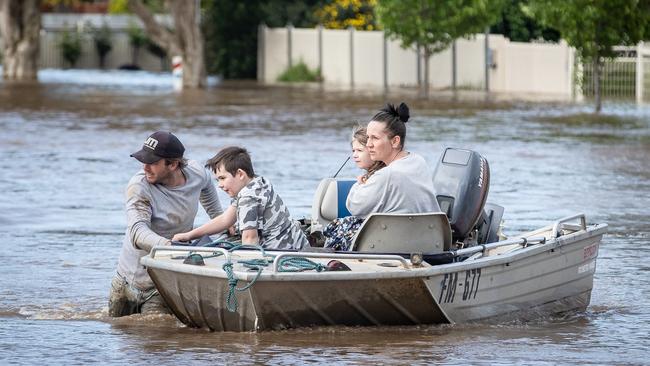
[351,212,452,254]
[310,178,356,232]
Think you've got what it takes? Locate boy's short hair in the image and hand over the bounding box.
[205,146,255,177]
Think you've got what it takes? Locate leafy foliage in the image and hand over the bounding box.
[108,0,164,14]
[91,23,113,68]
[377,0,506,56]
[59,29,82,68]
[528,0,650,112]
[277,61,321,82]
[127,23,147,49]
[528,0,650,61]
[203,1,323,79]
[314,0,379,30]
[490,0,559,42]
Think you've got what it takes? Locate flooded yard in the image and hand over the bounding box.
[0,70,649,365]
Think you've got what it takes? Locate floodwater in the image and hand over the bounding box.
[0,69,648,365]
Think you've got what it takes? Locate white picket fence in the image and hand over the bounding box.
[580,44,650,102]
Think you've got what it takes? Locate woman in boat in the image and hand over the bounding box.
[323,126,385,250]
[346,102,440,217]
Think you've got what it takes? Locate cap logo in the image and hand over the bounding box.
[143,137,159,150]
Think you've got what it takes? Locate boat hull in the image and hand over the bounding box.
[143,222,606,331]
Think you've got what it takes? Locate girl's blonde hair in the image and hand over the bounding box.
[352,126,385,182]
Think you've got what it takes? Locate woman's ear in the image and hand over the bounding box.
[391,135,401,149]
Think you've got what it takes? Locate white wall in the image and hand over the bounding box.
[260,26,575,97]
[321,29,351,85]
[353,31,383,86]
[291,28,319,71]
[497,40,573,95]
[386,39,418,86]
[263,28,288,83]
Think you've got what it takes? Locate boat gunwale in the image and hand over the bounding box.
[141,223,607,282]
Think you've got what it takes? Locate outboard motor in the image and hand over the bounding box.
[433,148,502,246]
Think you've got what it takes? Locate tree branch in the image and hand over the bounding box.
[127,0,182,56]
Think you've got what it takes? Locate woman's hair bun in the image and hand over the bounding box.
[397,102,409,123]
[381,102,410,123]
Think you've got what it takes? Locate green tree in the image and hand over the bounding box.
[203,0,323,79]
[529,0,650,113]
[91,23,113,69]
[59,28,82,68]
[127,23,146,66]
[490,0,559,42]
[377,0,506,96]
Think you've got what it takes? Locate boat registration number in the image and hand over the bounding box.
[438,268,481,304]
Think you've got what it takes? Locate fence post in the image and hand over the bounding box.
[257,23,266,82]
[452,40,457,90]
[565,41,574,99]
[349,26,354,87]
[318,24,323,80]
[636,41,644,104]
[484,28,490,92]
[416,43,421,87]
[287,24,293,69]
[383,31,388,90]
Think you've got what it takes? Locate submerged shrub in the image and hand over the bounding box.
[59,29,82,68]
[277,61,321,82]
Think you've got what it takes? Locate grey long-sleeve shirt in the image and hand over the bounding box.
[116,160,223,290]
[346,152,441,217]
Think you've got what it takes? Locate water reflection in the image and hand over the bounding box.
[0,70,649,365]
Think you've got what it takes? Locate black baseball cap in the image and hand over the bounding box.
[130,131,185,164]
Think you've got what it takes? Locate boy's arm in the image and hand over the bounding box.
[172,205,236,242]
[241,229,259,245]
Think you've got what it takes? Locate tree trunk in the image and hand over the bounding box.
[593,57,602,113]
[0,0,41,81]
[423,49,431,97]
[128,0,206,89]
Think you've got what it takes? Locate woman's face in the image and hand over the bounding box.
[366,121,400,164]
[352,139,374,170]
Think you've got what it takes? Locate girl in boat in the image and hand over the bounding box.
[323,126,385,250]
[325,102,441,251]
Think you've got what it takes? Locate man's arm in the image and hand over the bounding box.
[199,168,223,219]
[125,183,170,252]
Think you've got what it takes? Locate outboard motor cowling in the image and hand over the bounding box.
[432,148,490,243]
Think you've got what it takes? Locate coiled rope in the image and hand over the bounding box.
[175,241,330,312]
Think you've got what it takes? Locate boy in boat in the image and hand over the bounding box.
[172,146,309,250]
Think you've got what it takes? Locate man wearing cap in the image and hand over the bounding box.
[108,131,223,317]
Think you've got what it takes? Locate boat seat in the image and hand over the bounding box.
[351,212,452,254]
[310,178,356,232]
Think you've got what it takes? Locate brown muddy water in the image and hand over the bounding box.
[0,70,649,365]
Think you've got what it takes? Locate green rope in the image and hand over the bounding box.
[174,242,329,312]
[223,261,264,312]
[223,244,272,312]
[277,257,327,272]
